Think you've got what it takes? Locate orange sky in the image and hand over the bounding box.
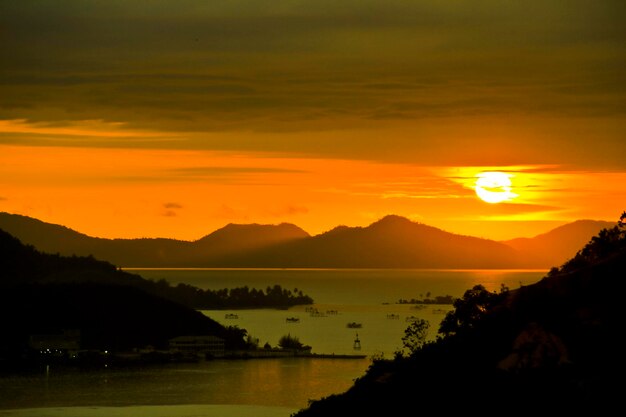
[1,142,624,241]
[1,1,625,241]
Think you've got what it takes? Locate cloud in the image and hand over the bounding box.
[479,203,563,216]
[1,1,625,169]
[162,202,183,217]
[169,166,305,176]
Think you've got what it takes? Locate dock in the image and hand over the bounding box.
[222,350,367,360]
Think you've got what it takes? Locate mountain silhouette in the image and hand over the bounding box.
[0,212,308,267]
[503,219,613,267]
[294,216,626,415]
[0,212,613,268]
[0,229,239,355]
[219,215,519,268]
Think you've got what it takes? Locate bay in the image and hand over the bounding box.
[0,269,547,415]
[132,268,546,305]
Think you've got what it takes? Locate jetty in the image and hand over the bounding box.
[222,349,366,360]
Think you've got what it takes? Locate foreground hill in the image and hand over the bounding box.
[295,214,626,415]
[0,228,312,310]
[0,230,251,357]
[0,212,612,268]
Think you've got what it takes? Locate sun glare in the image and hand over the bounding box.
[475,172,517,204]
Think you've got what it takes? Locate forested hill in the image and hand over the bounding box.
[0,229,234,354]
[0,229,313,358]
[0,228,313,310]
[295,214,626,415]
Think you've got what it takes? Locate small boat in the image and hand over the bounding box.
[286,317,300,323]
[432,309,447,314]
[386,314,400,319]
[224,313,239,319]
[405,315,419,322]
[346,322,362,328]
[309,308,326,317]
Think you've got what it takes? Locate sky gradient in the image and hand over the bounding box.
[1,1,625,240]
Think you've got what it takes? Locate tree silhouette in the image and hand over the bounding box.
[399,318,430,357]
[278,333,305,350]
[438,285,503,337]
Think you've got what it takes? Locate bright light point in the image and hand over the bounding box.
[475,172,517,204]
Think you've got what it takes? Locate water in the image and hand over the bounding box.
[0,359,358,414]
[0,269,546,416]
[133,268,544,305]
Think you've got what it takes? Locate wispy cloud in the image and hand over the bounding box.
[161,202,183,217]
[0,119,170,139]
[0,1,624,169]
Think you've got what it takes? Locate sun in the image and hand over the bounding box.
[475,172,517,204]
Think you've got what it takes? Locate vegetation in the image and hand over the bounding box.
[397,318,429,358]
[438,284,508,337]
[0,229,258,362]
[550,210,626,275]
[0,283,248,353]
[277,334,307,350]
[396,293,455,305]
[165,282,314,310]
[295,212,626,415]
[0,228,314,310]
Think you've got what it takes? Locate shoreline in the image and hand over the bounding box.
[0,350,368,374]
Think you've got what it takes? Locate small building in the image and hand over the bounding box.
[29,329,81,357]
[169,335,225,357]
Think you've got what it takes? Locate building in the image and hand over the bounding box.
[169,335,225,357]
[29,329,81,357]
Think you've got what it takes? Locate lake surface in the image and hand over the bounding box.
[0,269,546,416]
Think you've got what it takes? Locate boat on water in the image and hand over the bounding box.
[224,313,239,319]
[286,317,300,323]
[386,314,400,319]
[309,308,327,317]
[346,322,362,328]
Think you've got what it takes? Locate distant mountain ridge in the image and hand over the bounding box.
[217,215,519,268]
[0,212,308,267]
[502,219,614,266]
[0,212,613,269]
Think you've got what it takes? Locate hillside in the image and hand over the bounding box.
[503,219,613,267]
[0,212,309,267]
[0,230,243,357]
[222,215,520,268]
[0,229,313,310]
[295,215,626,415]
